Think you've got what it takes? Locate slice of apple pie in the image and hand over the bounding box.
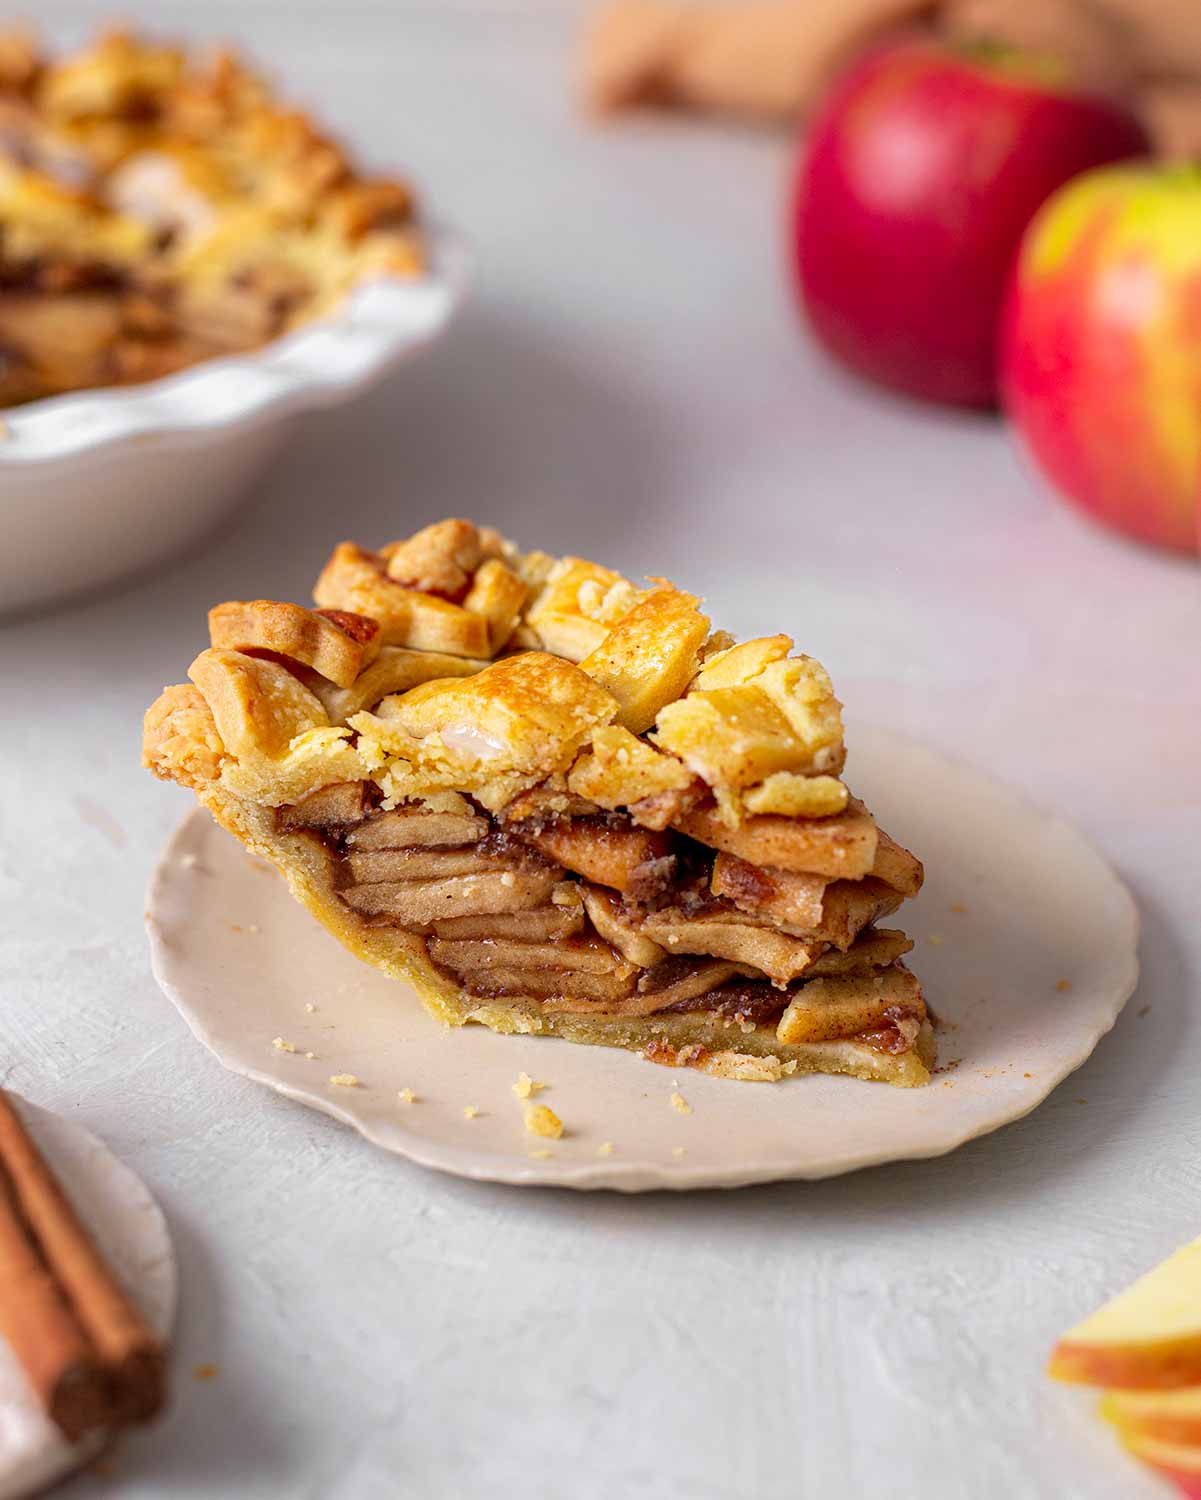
[143,520,933,1085]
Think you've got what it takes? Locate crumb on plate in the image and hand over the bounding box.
[524,1103,563,1139]
[512,1071,545,1099]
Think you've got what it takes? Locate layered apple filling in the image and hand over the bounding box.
[144,519,933,1085]
[274,782,925,1053]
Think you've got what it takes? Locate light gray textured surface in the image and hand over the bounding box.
[2,4,1199,1496]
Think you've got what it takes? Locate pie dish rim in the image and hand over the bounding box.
[0,230,467,615]
[0,225,469,467]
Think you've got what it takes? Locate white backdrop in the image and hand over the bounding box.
[3,4,1199,1496]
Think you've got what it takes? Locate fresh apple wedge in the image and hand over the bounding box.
[1102,1387,1201,1446]
[1049,1236,1201,1388]
[1118,1432,1201,1499]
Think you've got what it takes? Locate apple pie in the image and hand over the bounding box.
[143,521,933,1085]
[0,28,421,405]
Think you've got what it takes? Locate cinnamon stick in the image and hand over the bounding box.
[0,1160,109,1440]
[0,1092,166,1427]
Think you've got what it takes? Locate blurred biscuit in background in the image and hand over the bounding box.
[940,0,1134,92]
[582,0,936,120]
[583,0,1201,156]
[1096,0,1201,79]
[1141,81,1201,158]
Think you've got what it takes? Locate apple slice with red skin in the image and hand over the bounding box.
[1119,1433,1201,1499]
[1049,1236,1201,1389]
[1103,1387,1201,1447]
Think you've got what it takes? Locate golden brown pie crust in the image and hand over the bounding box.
[144,520,933,1085]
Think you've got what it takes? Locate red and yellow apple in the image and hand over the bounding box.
[1049,1235,1201,1389]
[792,39,1149,408]
[1102,1386,1201,1446]
[1003,163,1201,553]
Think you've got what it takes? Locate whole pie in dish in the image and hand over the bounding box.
[143,520,933,1085]
[0,28,421,405]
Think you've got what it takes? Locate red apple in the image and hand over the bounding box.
[1003,163,1201,553]
[792,39,1150,408]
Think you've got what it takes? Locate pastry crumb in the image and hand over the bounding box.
[1056,979,1072,992]
[305,1051,318,1060]
[512,1071,545,1099]
[329,1073,360,1087]
[304,1002,317,1013]
[928,933,945,946]
[669,1090,692,1115]
[528,1148,553,1159]
[192,1363,219,1380]
[398,1087,417,1104]
[671,1146,686,1157]
[597,1141,615,1157]
[949,901,968,914]
[463,1104,481,1119]
[524,1103,563,1139]
[272,1037,296,1053]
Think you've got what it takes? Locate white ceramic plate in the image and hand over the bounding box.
[146,730,1139,1191]
[0,1098,176,1499]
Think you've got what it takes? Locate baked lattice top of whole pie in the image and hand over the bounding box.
[144,519,932,1086]
[0,27,421,404]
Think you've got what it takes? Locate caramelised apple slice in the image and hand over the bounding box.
[1102,1386,1201,1446]
[1050,1236,1201,1389]
[1117,1432,1201,1499]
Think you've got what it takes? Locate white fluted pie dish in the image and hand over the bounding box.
[0,231,468,617]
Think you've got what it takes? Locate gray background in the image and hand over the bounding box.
[3,4,1199,1496]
